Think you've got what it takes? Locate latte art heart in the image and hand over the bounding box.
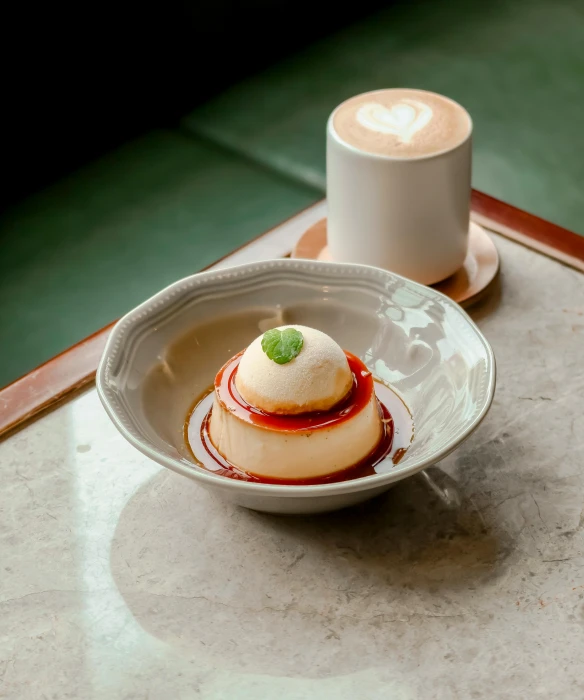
[356,99,433,143]
[334,89,471,158]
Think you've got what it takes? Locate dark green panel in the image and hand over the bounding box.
[0,131,318,388]
[184,0,584,233]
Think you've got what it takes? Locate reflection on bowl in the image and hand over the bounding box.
[97,259,495,514]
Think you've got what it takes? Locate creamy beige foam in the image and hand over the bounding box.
[332,88,471,158]
[236,325,353,414]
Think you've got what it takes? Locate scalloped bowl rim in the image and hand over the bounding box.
[96,259,496,498]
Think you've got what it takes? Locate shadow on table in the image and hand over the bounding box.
[253,466,508,582]
[109,462,512,677]
[468,269,502,323]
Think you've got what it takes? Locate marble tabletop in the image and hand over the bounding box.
[1,233,584,699]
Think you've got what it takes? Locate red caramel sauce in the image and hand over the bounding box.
[216,350,373,432]
[184,351,413,486]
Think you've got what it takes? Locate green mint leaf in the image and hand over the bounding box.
[261,328,304,365]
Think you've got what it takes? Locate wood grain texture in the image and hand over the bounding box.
[471,190,584,272]
[1,192,582,439]
[0,326,111,438]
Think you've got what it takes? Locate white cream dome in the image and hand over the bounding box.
[235,325,353,414]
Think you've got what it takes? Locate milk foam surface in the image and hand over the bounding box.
[333,89,471,158]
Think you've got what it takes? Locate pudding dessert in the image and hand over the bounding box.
[210,326,382,481]
[185,325,413,485]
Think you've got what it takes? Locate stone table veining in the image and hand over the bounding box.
[1,234,584,699]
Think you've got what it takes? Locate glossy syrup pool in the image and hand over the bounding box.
[184,356,414,486]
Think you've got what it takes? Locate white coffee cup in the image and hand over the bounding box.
[326,88,472,285]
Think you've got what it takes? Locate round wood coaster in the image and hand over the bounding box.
[292,219,500,307]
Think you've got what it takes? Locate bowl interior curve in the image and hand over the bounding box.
[98,261,493,491]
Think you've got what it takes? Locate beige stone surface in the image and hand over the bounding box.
[1,234,584,699]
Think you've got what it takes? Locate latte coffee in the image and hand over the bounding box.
[327,87,473,284]
[332,88,471,158]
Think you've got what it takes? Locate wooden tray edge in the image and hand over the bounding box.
[2,192,582,439]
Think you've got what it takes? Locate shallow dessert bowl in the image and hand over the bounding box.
[97,259,495,515]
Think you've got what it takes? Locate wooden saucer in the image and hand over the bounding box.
[292,219,499,307]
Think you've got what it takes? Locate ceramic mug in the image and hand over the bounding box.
[326,88,473,285]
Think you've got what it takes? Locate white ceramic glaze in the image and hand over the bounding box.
[327,89,473,285]
[96,259,495,514]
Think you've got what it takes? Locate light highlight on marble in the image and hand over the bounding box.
[1,234,584,699]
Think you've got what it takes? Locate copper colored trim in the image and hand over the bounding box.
[0,201,324,438]
[471,190,584,272]
[1,193,582,438]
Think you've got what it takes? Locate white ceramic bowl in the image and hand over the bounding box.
[97,259,495,514]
